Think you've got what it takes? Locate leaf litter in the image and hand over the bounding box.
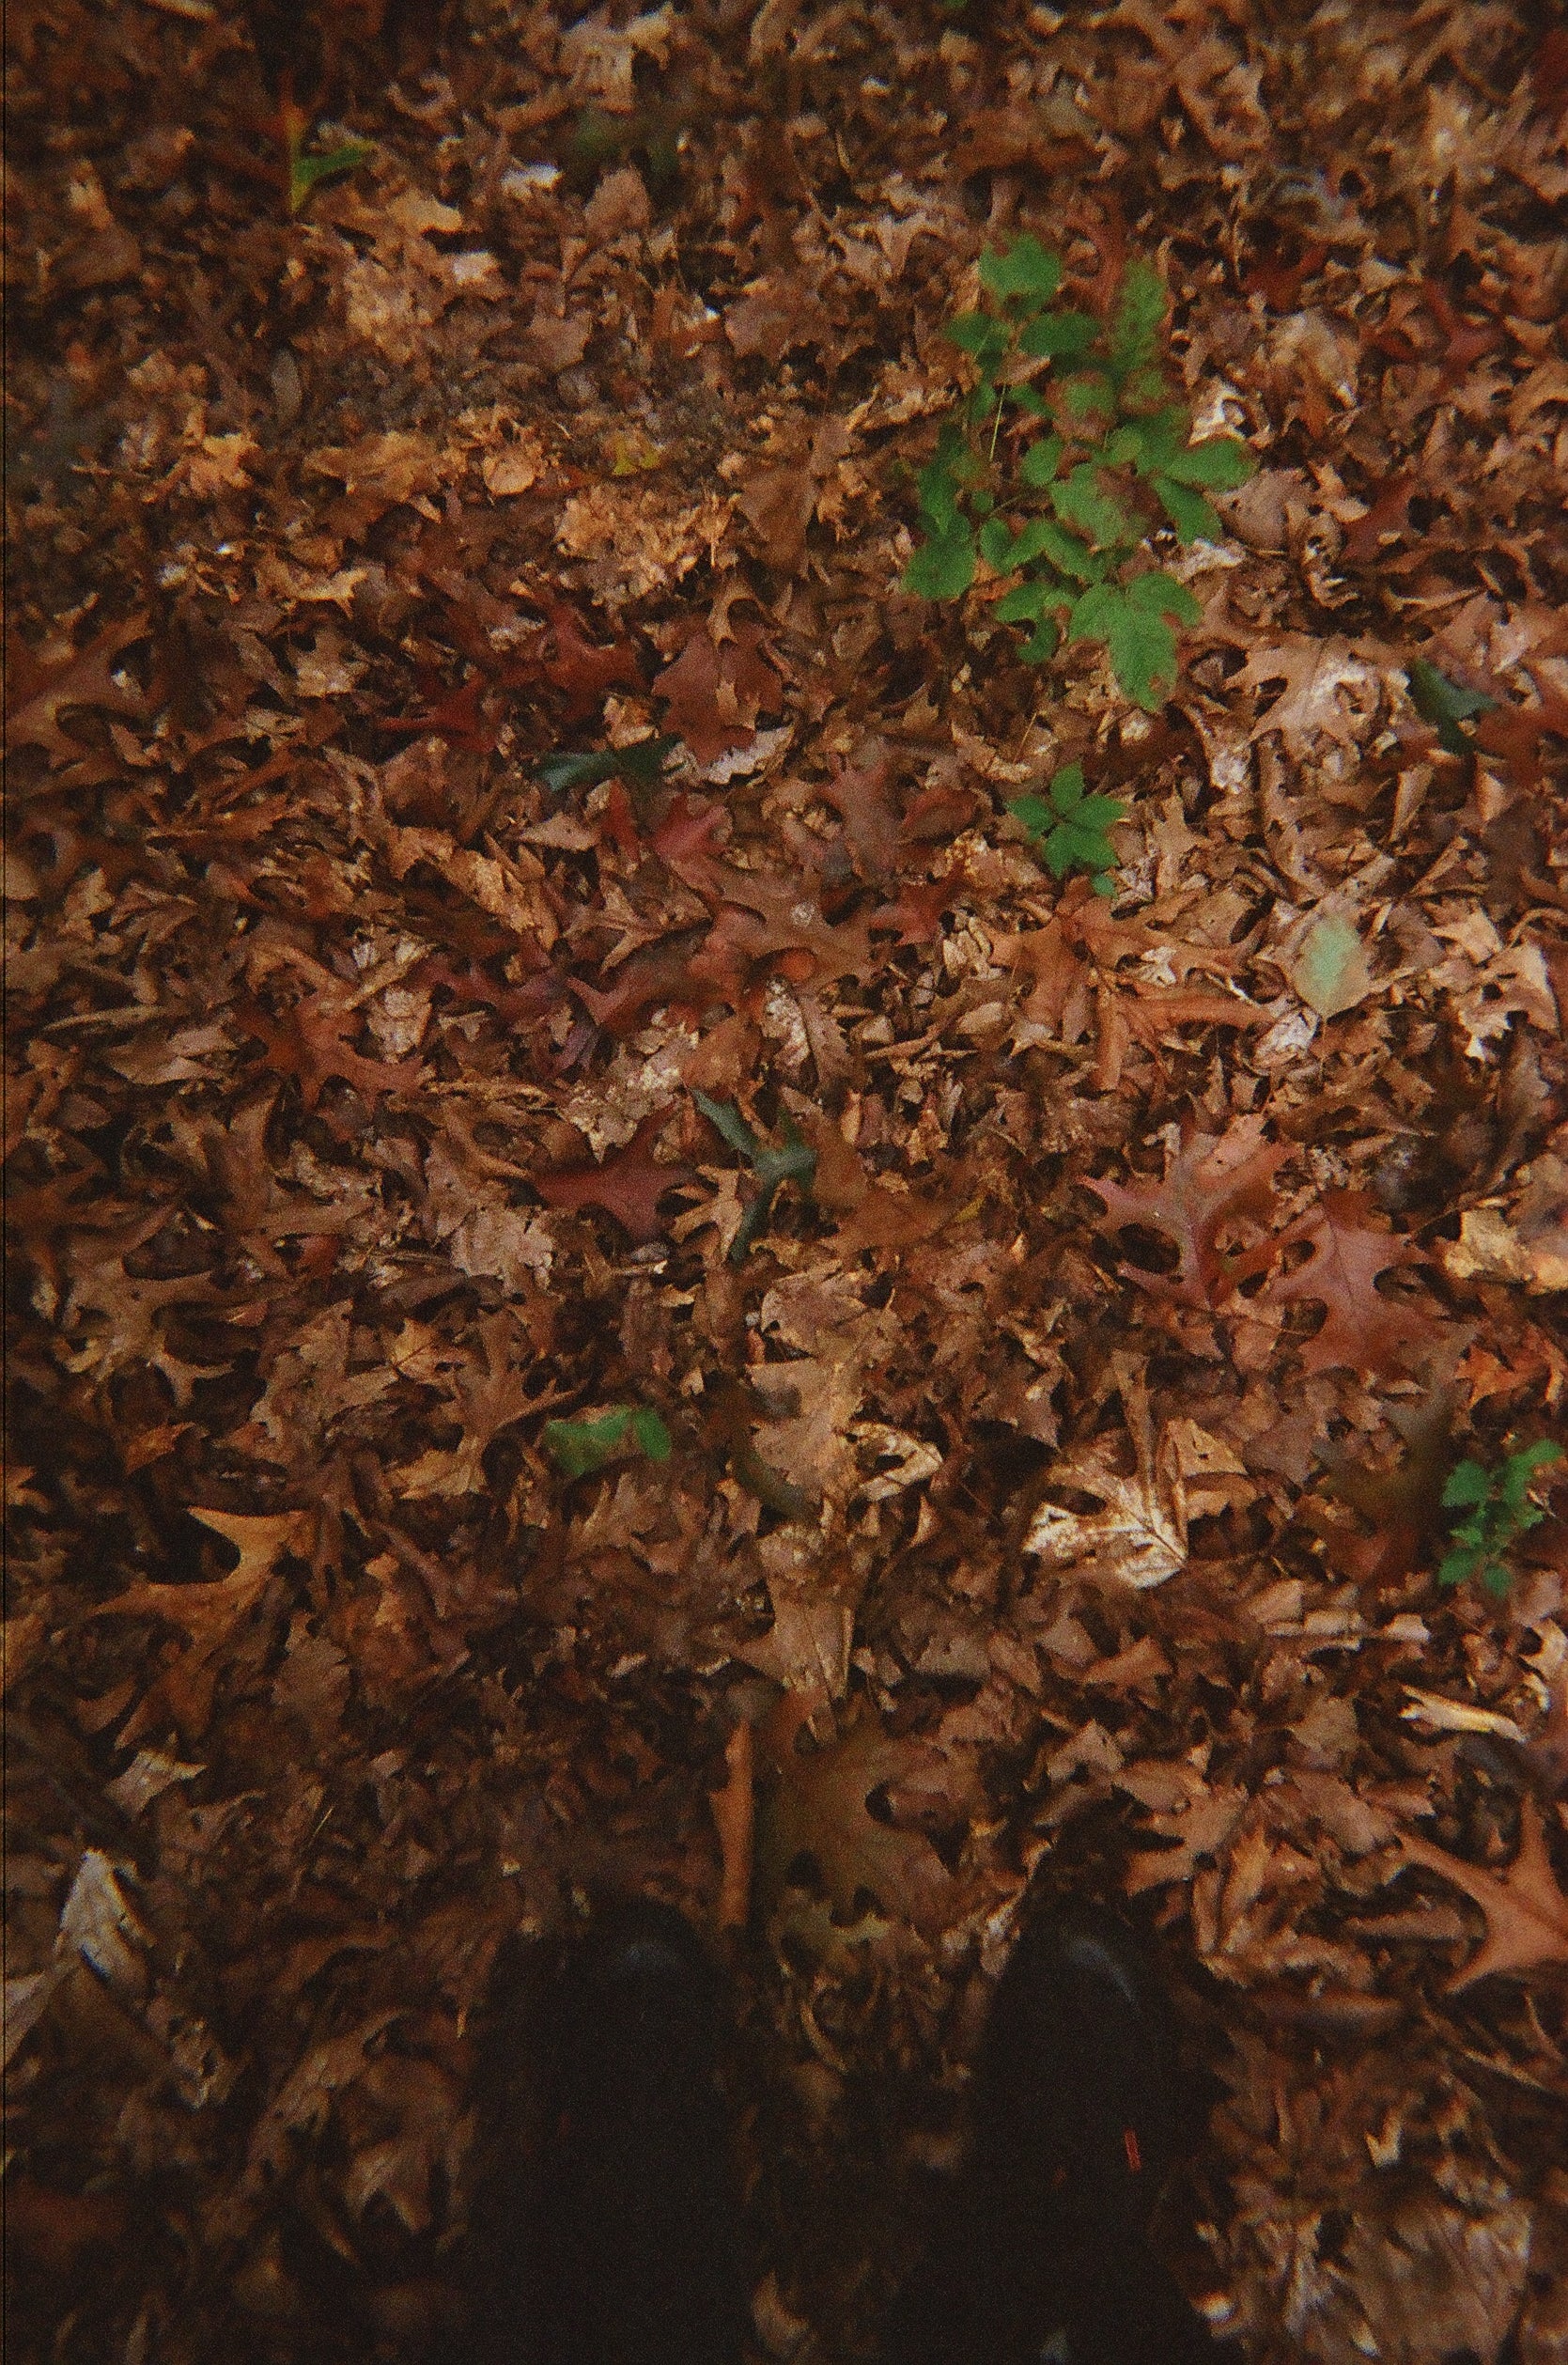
[5,3,1568,2361]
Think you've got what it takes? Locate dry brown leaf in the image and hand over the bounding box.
[1396,1800,1568,1988]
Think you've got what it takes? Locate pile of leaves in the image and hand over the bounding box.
[6,3,1568,2361]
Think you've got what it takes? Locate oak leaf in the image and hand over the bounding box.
[1087,1119,1289,1313]
[534,1111,695,1244]
[6,615,147,766]
[653,620,783,763]
[1259,1190,1432,1375]
[755,1697,955,1932]
[88,1508,311,1743]
[569,927,720,1034]
[1022,1361,1230,1588]
[238,993,423,1111]
[1396,1800,1568,1988]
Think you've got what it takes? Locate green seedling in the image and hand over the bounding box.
[283,104,375,215]
[693,1092,817,1265]
[543,1405,673,1479]
[903,237,1253,711]
[1009,764,1127,895]
[1406,659,1496,756]
[1437,1439,1562,1595]
[537,735,679,798]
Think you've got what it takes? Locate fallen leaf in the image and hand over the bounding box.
[1023,1361,1189,1588]
[1260,1190,1432,1375]
[535,1111,695,1244]
[755,1697,955,1932]
[1396,1800,1568,1988]
[1290,909,1374,1019]
[1088,1118,1289,1313]
[653,620,784,763]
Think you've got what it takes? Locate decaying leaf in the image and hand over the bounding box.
[1087,1118,1289,1315]
[1396,1802,1568,1988]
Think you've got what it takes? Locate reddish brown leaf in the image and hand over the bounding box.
[1259,1190,1433,1375]
[821,749,898,879]
[237,995,424,1111]
[570,929,719,1035]
[653,621,784,764]
[534,1111,695,1244]
[755,1696,955,1933]
[534,599,642,722]
[6,615,147,765]
[1088,1120,1290,1312]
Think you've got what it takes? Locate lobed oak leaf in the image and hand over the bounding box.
[1259,1190,1433,1375]
[534,1111,695,1244]
[1396,1800,1568,1989]
[1087,1118,1289,1313]
[653,620,784,764]
[1023,1359,1213,1589]
[569,927,720,1035]
[534,599,643,723]
[88,1507,311,1745]
[238,993,423,1111]
[6,615,147,766]
[755,1696,955,1932]
[820,748,899,880]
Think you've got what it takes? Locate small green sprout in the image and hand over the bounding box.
[902,237,1252,711]
[543,1406,672,1480]
[537,735,678,798]
[1437,1439,1562,1595]
[1009,765,1127,895]
[693,1092,817,1265]
[1406,659,1496,756]
[283,105,375,216]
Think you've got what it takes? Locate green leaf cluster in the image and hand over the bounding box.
[1436,1439,1562,1595]
[902,237,1252,712]
[1008,765,1126,895]
[543,1405,673,1479]
[693,1092,817,1264]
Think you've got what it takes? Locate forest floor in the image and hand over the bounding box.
[6,3,1568,2359]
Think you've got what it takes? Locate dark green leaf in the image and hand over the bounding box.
[1068,585,1180,712]
[1126,569,1202,623]
[903,525,976,599]
[1440,1459,1492,1509]
[1050,464,1132,549]
[1019,620,1061,663]
[994,578,1059,624]
[1152,474,1224,544]
[1407,658,1496,755]
[1019,311,1096,360]
[289,136,376,212]
[1109,259,1166,378]
[1048,764,1086,812]
[1162,434,1254,490]
[538,749,621,795]
[1008,794,1055,837]
[544,1407,669,1479]
[1019,434,1063,488]
[1102,409,1186,476]
[693,1091,760,1160]
[629,1408,673,1462]
[980,236,1063,307]
[946,311,1012,366]
[1061,369,1115,417]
